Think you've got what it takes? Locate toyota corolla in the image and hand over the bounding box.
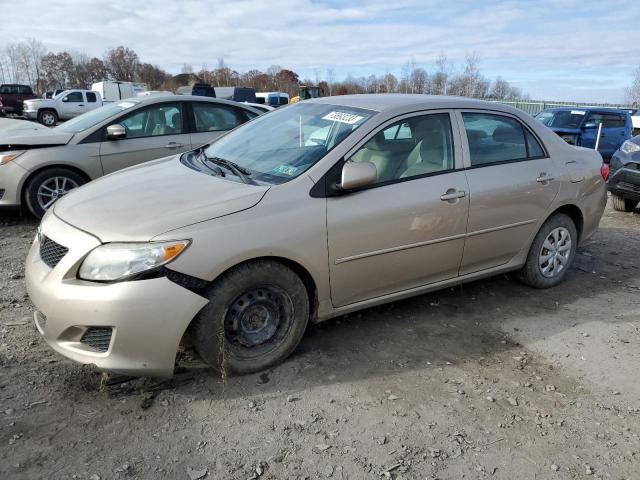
[25,95,607,377]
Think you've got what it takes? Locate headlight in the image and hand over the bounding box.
[78,240,190,281]
[620,140,640,154]
[0,150,26,165]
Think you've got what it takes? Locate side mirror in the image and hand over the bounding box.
[340,161,377,190]
[106,124,127,140]
[62,97,69,102]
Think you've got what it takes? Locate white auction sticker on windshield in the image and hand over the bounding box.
[570,110,586,115]
[322,111,365,125]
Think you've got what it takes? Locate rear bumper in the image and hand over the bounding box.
[25,212,209,377]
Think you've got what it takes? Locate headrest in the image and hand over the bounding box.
[492,125,520,143]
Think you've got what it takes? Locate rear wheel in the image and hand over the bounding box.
[25,168,85,218]
[37,109,58,127]
[517,213,577,289]
[611,194,638,212]
[191,260,309,375]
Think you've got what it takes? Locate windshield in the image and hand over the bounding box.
[54,100,140,133]
[201,102,375,184]
[535,110,586,129]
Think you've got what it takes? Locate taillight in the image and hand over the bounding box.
[600,163,609,182]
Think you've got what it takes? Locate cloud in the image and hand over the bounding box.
[1,0,639,102]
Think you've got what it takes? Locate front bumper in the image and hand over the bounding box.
[0,159,29,207]
[25,212,209,377]
[23,110,37,120]
[607,155,640,201]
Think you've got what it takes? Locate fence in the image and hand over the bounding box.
[488,99,633,116]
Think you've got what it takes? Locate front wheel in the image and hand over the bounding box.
[191,260,310,375]
[37,109,58,127]
[517,213,577,289]
[25,168,85,218]
[611,194,638,212]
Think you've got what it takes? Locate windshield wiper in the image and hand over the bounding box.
[201,155,256,185]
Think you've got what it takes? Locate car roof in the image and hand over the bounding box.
[306,94,524,115]
[541,106,628,114]
[131,94,261,112]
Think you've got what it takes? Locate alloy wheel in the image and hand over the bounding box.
[36,176,79,211]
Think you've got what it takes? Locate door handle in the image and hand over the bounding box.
[536,173,554,183]
[78,104,85,107]
[165,142,185,148]
[440,190,466,201]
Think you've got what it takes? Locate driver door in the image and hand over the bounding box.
[99,102,191,174]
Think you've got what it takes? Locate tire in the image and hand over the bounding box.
[191,260,310,375]
[37,109,58,127]
[517,213,578,289]
[25,168,86,218]
[611,194,638,212]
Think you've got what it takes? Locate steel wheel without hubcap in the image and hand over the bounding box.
[538,227,571,278]
[36,176,79,211]
[224,286,294,359]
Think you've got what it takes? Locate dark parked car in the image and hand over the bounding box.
[607,135,640,212]
[214,87,257,103]
[0,84,37,114]
[176,83,216,97]
[535,107,632,160]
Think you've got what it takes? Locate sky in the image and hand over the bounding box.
[2,0,640,103]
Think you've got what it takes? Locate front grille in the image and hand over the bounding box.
[39,236,68,268]
[80,327,113,352]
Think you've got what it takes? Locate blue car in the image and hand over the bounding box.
[607,135,640,212]
[535,107,633,160]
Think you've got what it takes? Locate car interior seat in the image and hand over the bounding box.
[401,118,451,177]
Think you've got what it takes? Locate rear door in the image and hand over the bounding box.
[457,111,560,275]
[582,111,628,159]
[99,101,191,174]
[326,111,469,307]
[188,102,251,147]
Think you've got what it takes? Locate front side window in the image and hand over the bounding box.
[18,85,33,95]
[348,113,454,184]
[463,113,533,166]
[199,102,374,185]
[119,103,183,138]
[535,109,586,129]
[64,92,83,103]
[193,103,242,132]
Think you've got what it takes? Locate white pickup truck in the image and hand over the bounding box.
[632,109,640,136]
[23,89,103,126]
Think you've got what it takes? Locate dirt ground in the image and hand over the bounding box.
[1,201,639,480]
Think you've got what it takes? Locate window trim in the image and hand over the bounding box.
[310,110,461,197]
[456,109,548,170]
[100,101,188,140]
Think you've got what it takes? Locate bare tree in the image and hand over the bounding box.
[326,68,335,95]
[625,66,640,106]
[383,72,398,93]
[104,46,139,81]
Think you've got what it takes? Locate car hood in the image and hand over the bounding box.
[0,120,73,146]
[53,156,270,242]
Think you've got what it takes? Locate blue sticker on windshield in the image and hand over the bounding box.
[271,165,299,176]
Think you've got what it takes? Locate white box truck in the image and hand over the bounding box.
[92,81,147,102]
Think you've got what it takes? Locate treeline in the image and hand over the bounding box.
[0,39,527,101]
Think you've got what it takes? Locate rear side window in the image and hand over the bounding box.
[462,113,543,166]
[192,103,242,132]
[18,85,33,95]
[0,85,9,94]
[86,92,97,103]
[585,112,626,128]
